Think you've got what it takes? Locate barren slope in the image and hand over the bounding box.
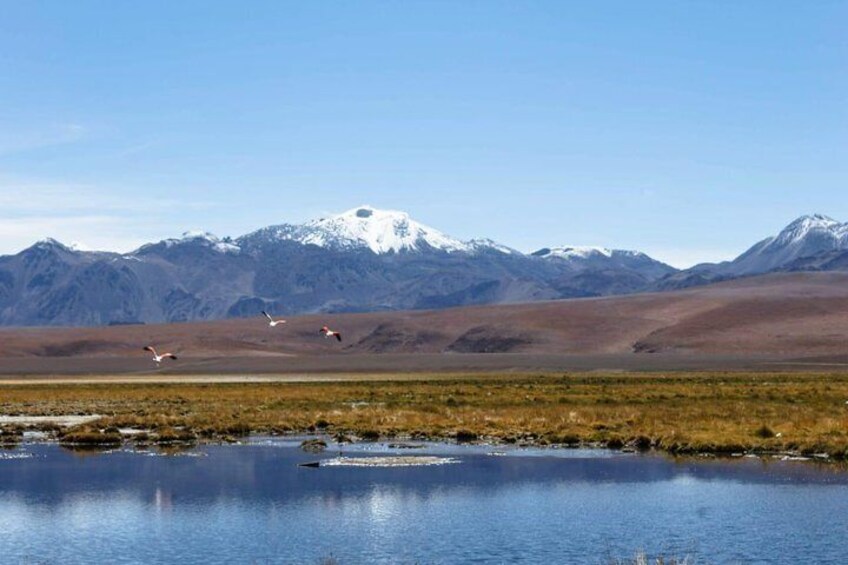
[0,272,846,373]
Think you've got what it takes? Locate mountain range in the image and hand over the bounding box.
[1,206,846,326]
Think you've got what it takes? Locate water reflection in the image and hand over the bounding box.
[0,441,847,563]
[154,486,173,512]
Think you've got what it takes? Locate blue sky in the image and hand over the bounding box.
[1,1,846,267]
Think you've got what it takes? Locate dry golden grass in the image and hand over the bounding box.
[2,371,848,456]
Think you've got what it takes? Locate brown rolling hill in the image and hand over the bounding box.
[1,272,847,374]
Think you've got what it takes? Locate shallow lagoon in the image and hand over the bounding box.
[2,439,848,564]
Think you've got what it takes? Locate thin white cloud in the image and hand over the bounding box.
[0,175,221,254]
[0,123,87,155]
[0,215,152,254]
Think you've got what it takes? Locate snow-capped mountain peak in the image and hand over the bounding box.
[465,238,519,255]
[266,205,469,254]
[176,230,241,253]
[24,238,79,256]
[304,205,468,253]
[724,214,848,276]
[177,231,241,253]
[771,214,846,246]
[134,231,240,254]
[34,237,67,249]
[532,246,615,260]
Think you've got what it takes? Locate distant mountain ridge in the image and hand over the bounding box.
[0,205,675,326]
[1,208,845,327]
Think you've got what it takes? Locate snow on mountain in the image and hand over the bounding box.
[465,238,520,255]
[533,246,614,260]
[135,231,241,254]
[532,246,651,261]
[22,238,89,258]
[298,206,468,253]
[765,214,848,249]
[724,214,848,275]
[33,238,70,250]
[532,245,677,283]
[178,231,241,253]
[242,205,515,255]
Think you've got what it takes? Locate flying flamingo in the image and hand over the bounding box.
[262,311,287,327]
[320,326,342,342]
[143,346,178,364]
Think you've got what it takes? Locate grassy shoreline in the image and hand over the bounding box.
[2,372,848,459]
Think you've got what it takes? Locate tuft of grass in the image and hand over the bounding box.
[0,427,23,448]
[301,438,327,452]
[133,432,150,443]
[59,428,122,446]
[754,424,775,439]
[155,427,197,444]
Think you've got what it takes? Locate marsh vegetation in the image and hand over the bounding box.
[2,372,848,458]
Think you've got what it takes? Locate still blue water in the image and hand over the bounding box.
[1,439,847,564]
